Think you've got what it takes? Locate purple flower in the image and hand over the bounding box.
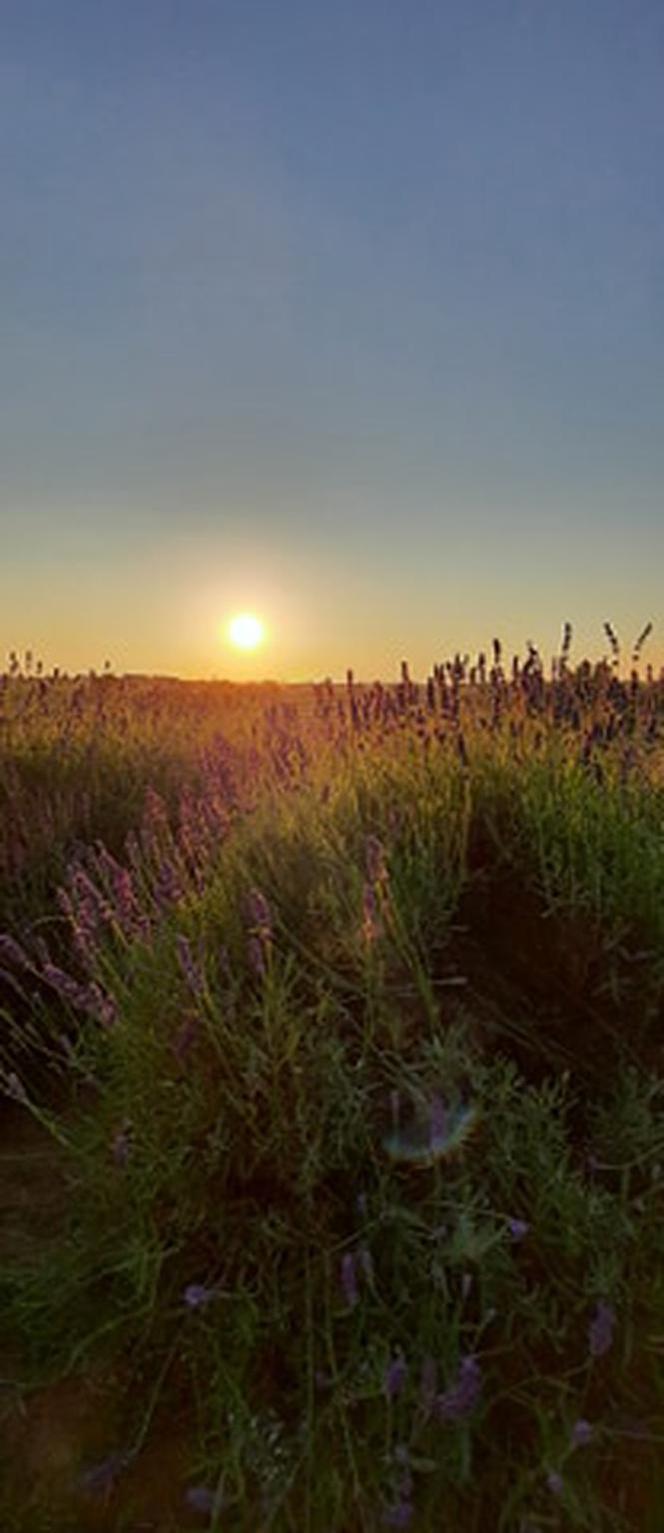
[185,1484,217,1514]
[340,1251,359,1309]
[436,1355,482,1421]
[83,982,118,1028]
[183,1283,219,1309]
[362,882,382,942]
[365,836,388,885]
[546,1470,564,1497]
[41,962,89,1009]
[508,1218,530,1242]
[0,934,32,970]
[246,888,272,936]
[176,935,205,997]
[571,1418,593,1447]
[384,1354,408,1400]
[79,1450,132,1496]
[247,934,267,978]
[588,1300,616,1359]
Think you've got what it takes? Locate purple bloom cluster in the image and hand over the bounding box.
[362,881,382,944]
[508,1217,530,1242]
[588,1300,616,1359]
[183,1283,220,1309]
[436,1355,482,1421]
[185,1484,219,1514]
[365,835,388,886]
[340,1251,359,1309]
[384,1354,408,1400]
[571,1418,593,1447]
[79,1450,133,1497]
[176,934,206,997]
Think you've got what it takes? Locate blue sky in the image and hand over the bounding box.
[2,0,663,677]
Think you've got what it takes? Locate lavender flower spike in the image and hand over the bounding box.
[588,1300,616,1359]
[436,1354,482,1421]
[341,1251,359,1309]
[571,1418,593,1447]
[183,1283,220,1309]
[508,1218,530,1242]
[384,1354,408,1400]
[185,1485,218,1514]
[79,1450,133,1496]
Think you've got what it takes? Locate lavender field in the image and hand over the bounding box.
[1,630,663,1531]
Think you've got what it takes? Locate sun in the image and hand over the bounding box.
[228,612,265,651]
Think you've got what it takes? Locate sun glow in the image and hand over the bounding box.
[227,612,265,651]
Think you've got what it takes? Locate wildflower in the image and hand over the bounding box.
[183,1283,220,1309]
[384,1354,408,1400]
[185,1485,218,1514]
[247,934,267,978]
[0,934,31,970]
[79,1450,132,1496]
[508,1218,530,1242]
[571,1418,593,1447]
[176,935,205,997]
[362,882,382,944]
[546,1470,564,1497]
[83,982,118,1028]
[340,1252,359,1309]
[588,1300,616,1359]
[246,887,272,937]
[436,1354,482,1421]
[365,835,388,886]
[41,962,89,1009]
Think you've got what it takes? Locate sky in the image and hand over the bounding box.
[2,0,663,680]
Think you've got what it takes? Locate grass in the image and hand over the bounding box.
[0,635,663,1530]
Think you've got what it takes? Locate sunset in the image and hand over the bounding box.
[227,613,266,651]
[1,3,663,1528]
